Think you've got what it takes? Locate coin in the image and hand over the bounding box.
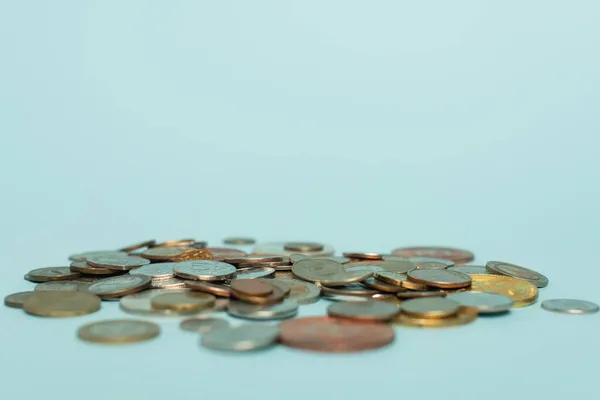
[227,299,298,320]
[392,247,474,263]
[541,299,599,314]
[319,270,373,286]
[407,269,472,289]
[189,241,208,249]
[328,301,400,322]
[25,267,81,282]
[180,317,230,333]
[344,260,416,274]
[320,283,379,297]
[342,252,383,260]
[130,262,176,280]
[375,271,409,286]
[447,265,490,275]
[269,279,321,305]
[394,307,478,328]
[201,324,279,352]
[185,281,231,297]
[292,259,344,283]
[69,250,128,262]
[35,280,91,292]
[322,294,370,302]
[400,297,460,318]
[290,254,309,263]
[274,271,295,280]
[235,267,276,280]
[23,291,101,317]
[253,242,335,257]
[119,239,156,253]
[284,242,325,252]
[447,292,514,314]
[205,247,247,261]
[397,291,447,299]
[408,257,455,267]
[78,319,160,343]
[468,274,538,307]
[174,260,237,281]
[223,237,256,245]
[153,239,196,247]
[87,255,150,271]
[88,275,151,298]
[485,261,549,288]
[362,277,405,293]
[151,292,216,312]
[150,278,187,289]
[231,280,274,297]
[120,289,220,317]
[414,261,448,270]
[231,282,285,305]
[4,291,35,308]
[172,249,213,262]
[224,255,285,264]
[141,247,190,261]
[70,261,118,275]
[371,294,403,305]
[279,317,395,353]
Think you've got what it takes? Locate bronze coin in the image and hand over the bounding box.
[153,239,196,247]
[284,242,325,252]
[230,280,274,297]
[185,281,231,297]
[400,297,461,319]
[151,292,216,312]
[24,291,101,317]
[119,240,156,253]
[342,252,383,261]
[205,247,247,261]
[172,249,213,262]
[224,255,285,265]
[4,291,35,308]
[279,316,395,353]
[392,246,474,263]
[397,291,447,299]
[362,277,405,293]
[25,267,81,282]
[407,269,472,289]
[231,282,285,305]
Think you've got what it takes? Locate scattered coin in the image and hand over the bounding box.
[141,247,191,261]
[397,291,447,299]
[231,281,285,305]
[224,255,284,264]
[253,242,335,257]
[120,289,220,317]
[223,237,256,245]
[150,278,187,289]
[235,267,276,280]
[322,294,370,302]
[78,319,160,343]
[318,256,351,264]
[88,275,152,299]
[279,317,395,353]
[231,280,274,297]
[375,271,409,287]
[4,291,35,308]
[541,299,599,314]
[344,260,416,274]
[394,307,478,328]
[24,291,101,317]
[362,277,405,293]
[119,239,156,253]
[172,249,214,262]
[174,260,237,281]
[130,262,176,280]
[180,317,230,333]
[468,274,538,307]
[185,281,231,297]
[392,247,474,263]
[151,292,216,312]
[447,265,490,275]
[205,247,247,261]
[284,242,325,252]
[320,283,379,297]
[69,250,128,262]
[227,299,298,320]
[87,255,151,271]
[201,324,279,352]
[407,269,472,289]
[189,241,208,249]
[319,270,373,286]
[25,267,81,283]
[35,280,91,292]
[269,279,321,305]
[371,294,403,305]
[154,239,196,247]
[447,292,514,314]
[342,252,383,260]
[486,261,549,288]
[328,301,400,322]
[292,259,344,283]
[69,261,118,275]
[414,261,448,270]
[289,254,310,263]
[408,257,455,267]
[400,297,460,319]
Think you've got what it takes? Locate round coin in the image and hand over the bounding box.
[253,242,335,257]
[235,267,276,280]
[392,247,474,263]
[342,252,383,260]
[394,307,478,328]
[120,289,221,317]
[375,271,409,287]
[397,291,447,299]
[269,279,321,305]
[78,319,160,343]
[130,262,176,280]
[223,237,256,245]
[87,255,150,271]
[119,239,156,253]
[284,242,325,252]
[88,275,152,298]
[319,270,373,286]
[408,257,455,267]
[141,247,190,261]
[151,292,216,312]
[25,267,80,282]
[4,291,35,308]
[541,299,599,314]
[201,324,279,352]
[231,282,285,305]
[153,239,196,247]
[447,265,490,275]
[320,283,379,297]
[414,261,448,270]
[224,255,284,264]
[291,259,344,283]
[362,277,405,293]
[407,269,472,289]
[172,249,214,262]
[231,280,274,297]
[35,280,91,292]
[174,260,237,281]
[185,281,231,297]
[447,292,514,314]
[69,261,117,275]
[180,317,230,333]
[279,317,395,353]
[69,250,128,262]
[344,260,416,274]
[328,301,400,322]
[24,291,101,317]
[400,297,461,319]
[227,299,298,320]
[150,278,187,289]
[205,247,247,261]
[486,261,549,288]
[469,274,538,307]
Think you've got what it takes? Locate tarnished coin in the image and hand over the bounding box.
[180,317,230,333]
[486,261,549,288]
[284,242,325,252]
[279,317,395,353]
[119,239,156,253]
[227,299,298,320]
[25,267,80,282]
[88,275,151,298]
[344,260,416,274]
[174,260,237,281]
[407,269,472,289]
[292,259,344,283]
[120,289,222,317]
[235,267,276,280]
[205,247,247,261]
[35,280,91,292]
[400,297,460,319]
[342,252,383,260]
[319,270,373,286]
[69,250,128,262]
[78,319,160,343]
[87,255,151,271]
[130,262,176,280]
[231,281,285,305]
[392,247,474,263]
[447,265,490,275]
[223,237,256,245]
[397,291,447,299]
[408,257,455,267]
[414,261,448,270]
[153,239,196,247]
[231,280,273,297]
[202,324,279,352]
[4,291,35,308]
[320,283,379,297]
[362,277,405,293]
[24,291,101,317]
[141,246,190,261]
[469,274,538,307]
[269,279,321,305]
[447,292,514,314]
[172,249,213,262]
[394,307,478,328]
[253,242,335,257]
[151,292,216,312]
[70,261,117,275]
[185,281,231,297]
[541,299,599,314]
[328,301,400,322]
[150,278,187,289]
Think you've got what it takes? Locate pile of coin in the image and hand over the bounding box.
[4,239,599,352]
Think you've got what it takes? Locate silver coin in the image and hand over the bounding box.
[447,265,490,275]
[227,299,298,320]
[343,260,416,274]
[201,324,279,352]
[327,301,400,321]
[120,289,219,317]
[88,275,151,297]
[408,257,455,267]
[322,294,370,302]
[253,242,335,257]
[235,267,276,280]
[173,260,237,281]
[541,299,599,314]
[87,255,150,271]
[130,262,177,280]
[180,317,230,333]
[486,261,549,288]
[69,250,128,262]
[447,291,514,314]
[320,283,378,297]
[150,277,187,289]
[270,279,321,305]
[34,281,91,292]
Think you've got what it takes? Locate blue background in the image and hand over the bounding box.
[1,1,599,399]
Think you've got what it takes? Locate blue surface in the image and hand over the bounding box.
[1,2,599,399]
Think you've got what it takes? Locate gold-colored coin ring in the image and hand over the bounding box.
[394,307,478,328]
[185,281,231,297]
[77,319,160,343]
[342,252,383,260]
[362,278,405,293]
[151,292,216,312]
[468,274,538,308]
[402,280,429,291]
[153,239,196,248]
[375,271,409,286]
[23,291,101,317]
[172,249,214,262]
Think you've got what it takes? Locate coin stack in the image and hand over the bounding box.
[4,239,598,352]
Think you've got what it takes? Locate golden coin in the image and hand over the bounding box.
[172,249,214,262]
[25,267,81,282]
[342,252,383,260]
[362,277,405,293]
[400,297,461,319]
[185,281,231,297]
[78,319,160,343]
[70,261,119,275]
[23,291,101,317]
[4,291,35,308]
[394,307,478,328]
[407,269,471,289]
[223,237,256,245]
[468,274,538,307]
[151,292,216,312]
[319,270,373,286]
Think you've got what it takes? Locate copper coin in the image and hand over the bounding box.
[231,280,274,297]
[485,261,549,288]
[151,292,216,312]
[362,277,405,293]
[284,242,325,252]
[342,252,383,261]
[185,281,231,297]
[4,291,35,308]
[205,247,247,261]
[70,261,118,276]
[407,269,472,289]
[25,267,81,282]
[119,240,156,253]
[392,247,474,263]
[231,282,285,305]
[172,249,214,262]
[279,317,395,353]
[397,291,447,299]
[327,301,400,322]
[400,297,461,319]
[153,239,196,247]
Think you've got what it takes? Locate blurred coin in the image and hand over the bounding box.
[253,242,335,257]
[235,267,276,280]
[185,281,231,297]
[261,278,290,297]
[279,317,395,353]
[269,279,320,305]
[88,275,151,298]
[173,249,213,262]
[180,317,230,333]
[231,282,285,305]
[392,247,474,263]
[189,241,208,249]
[119,239,156,253]
[153,239,195,247]
[407,269,471,289]
[342,252,383,260]
[375,271,409,287]
[141,247,190,261]
[227,299,298,320]
[78,319,160,343]
[69,250,128,262]
[4,291,35,308]
[231,280,273,297]
[290,254,309,263]
[292,259,344,283]
[319,270,373,286]
[397,291,447,299]
[344,260,416,274]
[35,280,91,292]
[225,255,284,264]
[328,301,400,322]
[70,261,118,276]
[201,324,279,352]
[322,294,370,302]
[469,274,537,307]
[394,307,478,328]
[130,262,176,280]
[87,255,150,271]
[274,271,295,279]
[414,261,448,270]
[205,247,247,261]
[371,294,403,305]
[486,261,549,288]
[151,291,215,312]
[447,265,489,275]
[541,299,599,314]
[223,237,256,245]
[408,257,455,267]
[24,291,101,317]
[150,277,187,289]
[400,297,460,318]
[362,277,405,293]
[447,292,513,314]
[120,289,222,317]
[174,260,236,281]
[25,267,80,282]
[284,242,325,252]
[317,256,351,264]
[320,283,378,297]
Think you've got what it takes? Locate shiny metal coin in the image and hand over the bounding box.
[327,301,400,322]
[150,277,187,289]
[201,324,279,352]
[320,283,378,297]
[541,299,599,314]
[344,260,416,274]
[408,257,455,267]
[322,294,370,302]
[69,250,128,262]
[130,262,177,280]
[180,317,230,333]
[88,275,151,298]
[447,292,514,314]
[447,265,490,275]
[120,289,218,317]
[362,277,405,293]
[35,280,91,292]
[223,237,256,245]
[400,297,461,319]
[269,279,321,305]
[4,291,35,308]
[87,255,150,271]
[227,299,298,320]
[407,269,471,289]
[486,261,549,288]
[174,260,236,281]
[235,267,276,280]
